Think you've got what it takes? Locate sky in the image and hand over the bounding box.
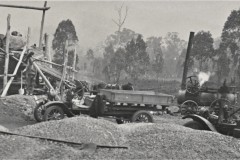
[0,1,240,54]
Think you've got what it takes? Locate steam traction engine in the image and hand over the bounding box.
[178,76,240,137]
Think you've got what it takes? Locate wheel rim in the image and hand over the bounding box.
[181,101,198,115]
[46,109,63,120]
[135,113,151,122]
[210,99,231,116]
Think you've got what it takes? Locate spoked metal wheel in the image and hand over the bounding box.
[209,98,232,122]
[186,76,200,94]
[180,100,199,115]
[34,102,46,122]
[43,105,65,121]
[131,110,154,123]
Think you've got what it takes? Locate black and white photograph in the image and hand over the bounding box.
[1,0,240,159]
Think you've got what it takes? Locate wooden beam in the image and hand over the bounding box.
[26,27,31,49]
[39,1,47,49]
[33,58,62,67]
[1,46,26,97]
[59,40,68,100]
[72,46,77,80]
[3,14,11,89]
[0,4,50,11]
[32,59,60,101]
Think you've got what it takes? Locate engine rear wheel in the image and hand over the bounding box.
[43,105,65,121]
[131,110,154,123]
[184,120,205,130]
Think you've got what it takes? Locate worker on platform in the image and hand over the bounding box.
[23,51,36,95]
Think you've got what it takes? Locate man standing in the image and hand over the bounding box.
[23,52,36,95]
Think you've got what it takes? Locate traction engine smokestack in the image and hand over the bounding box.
[181,32,195,90]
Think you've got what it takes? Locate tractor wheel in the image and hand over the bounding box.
[180,100,198,115]
[209,98,231,116]
[184,120,205,130]
[34,102,46,122]
[43,105,65,121]
[131,110,154,123]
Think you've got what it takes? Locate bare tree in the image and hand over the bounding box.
[112,3,128,32]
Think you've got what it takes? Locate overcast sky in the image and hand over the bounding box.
[0,1,240,53]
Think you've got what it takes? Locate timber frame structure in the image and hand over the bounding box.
[0,1,78,99]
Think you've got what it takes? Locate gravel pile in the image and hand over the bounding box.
[115,123,240,159]
[0,134,98,160]
[0,116,125,159]
[0,95,36,121]
[1,114,240,159]
[17,116,125,146]
[0,95,36,129]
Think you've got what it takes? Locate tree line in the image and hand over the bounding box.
[51,8,240,85]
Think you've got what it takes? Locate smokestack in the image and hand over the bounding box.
[181,32,195,90]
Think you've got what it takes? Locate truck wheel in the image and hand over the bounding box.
[131,110,154,123]
[34,102,45,122]
[43,105,64,121]
[184,120,205,130]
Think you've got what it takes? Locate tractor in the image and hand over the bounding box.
[178,76,240,138]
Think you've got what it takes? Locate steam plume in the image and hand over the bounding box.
[198,71,211,87]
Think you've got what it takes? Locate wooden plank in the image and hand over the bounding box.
[39,1,47,49]
[3,14,11,89]
[72,46,77,80]
[26,27,31,49]
[0,4,50,11]
[59,40,68,100]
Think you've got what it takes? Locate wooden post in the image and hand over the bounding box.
[44,33,52,68]
[39,1,47,49]
[59,40,68,100]
[3,14,11,89]
[72,46,77,81]
[181,32,195,90]
[26,27,31,49]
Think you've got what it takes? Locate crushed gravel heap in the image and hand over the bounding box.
[1,116,240,159]
[0,95,36,121]
[0,134,99,160]
[115,123,240,159]
[17,116,125,146]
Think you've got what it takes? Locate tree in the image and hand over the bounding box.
[86,49,94,60]
[105,28,138,49]
[52,19,78,67]
[163,32,186,77]
[102,44,115,82]
[191,31,214,71]
[125,35,150,83]
[215,45,231,84]
[110,48,126,83]
[220,9,240,81]
[112,3,128,32]
[146,37,164,79]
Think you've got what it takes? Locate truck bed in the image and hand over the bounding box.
[100,89,174,106]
